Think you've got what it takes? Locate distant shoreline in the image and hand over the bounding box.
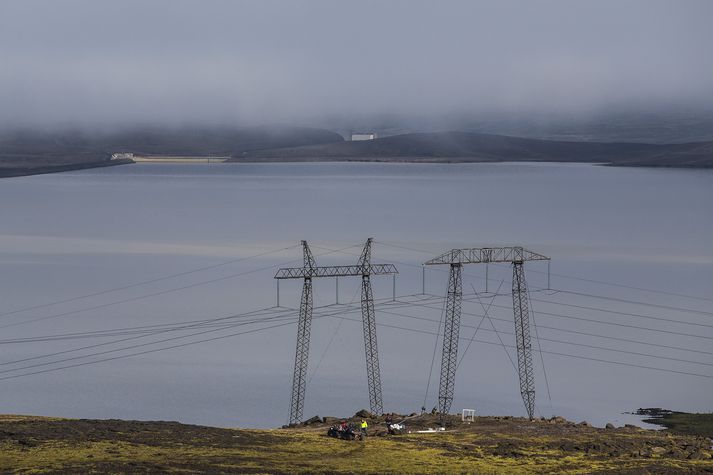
[3,128,711,177]
[132,156,230,163]
[4,156,711,179]
[0,159,133,179]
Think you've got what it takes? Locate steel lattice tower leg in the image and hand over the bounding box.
[360,274,383,415]
[438,263,462,425]
[512,261,535,419]
[288,277,313,425]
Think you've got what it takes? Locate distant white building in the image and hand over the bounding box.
[111,152,134,160]
[351,133,377,141]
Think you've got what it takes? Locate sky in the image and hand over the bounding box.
[1,0,712,129]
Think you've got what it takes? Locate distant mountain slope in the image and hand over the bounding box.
[234,132,713,167]
[0,125,344,167]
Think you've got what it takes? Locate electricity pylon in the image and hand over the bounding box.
[512,259,535,419]
[276,239,397,425]
[286,241,315,427]
[357,238,384,416]
[438,262,462,425]
[425,247,549,422]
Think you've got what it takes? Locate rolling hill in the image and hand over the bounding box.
[0,125,345,177]
[233,131,713,167]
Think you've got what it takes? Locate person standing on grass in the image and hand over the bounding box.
[360,419,368,437]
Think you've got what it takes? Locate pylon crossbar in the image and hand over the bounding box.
[275,264,397,279]
[425,247,549,266]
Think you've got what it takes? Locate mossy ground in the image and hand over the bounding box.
[643,412,713,439]
[1,414,711,474]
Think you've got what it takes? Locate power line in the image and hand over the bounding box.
[307,283,361,385]
[339,244,713,337]
[531,297,713,329]
[3,292,712,384]
[0,293,442,347]
[0,264,295,330]
[0,307,294,367]
[402,298,713,357]
[375,240,713,303]
[325,314,713,380]
[0,244,299,319]
[0,294,434,377]
[481,311,713,357]
[454,296,713,341]
[0,306,292,345]
[521,265,713,304]
[546,289,713,317]
[376,304,713,369]
[0,294,438,381]
[422,283,448,411]
[0,243,364,331]
[0,312,300,375]
[405,294,713,343]
[525,284,553,413]
[0,319,301,382]
[456,281,504,370]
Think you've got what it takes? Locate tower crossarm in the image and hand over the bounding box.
[424,247,549,266]
[275,264,398,279]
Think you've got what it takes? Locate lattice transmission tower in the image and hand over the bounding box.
[425,247,549,422]
[276,239,397,425]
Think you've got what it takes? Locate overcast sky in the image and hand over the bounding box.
[1,0,712,128]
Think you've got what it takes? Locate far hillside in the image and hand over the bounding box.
[234,131,713,168]
[0,125,345,177]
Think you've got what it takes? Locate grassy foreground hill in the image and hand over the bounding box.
[1,413,711,474]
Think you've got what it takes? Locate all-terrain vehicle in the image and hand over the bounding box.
[327,423,363,441]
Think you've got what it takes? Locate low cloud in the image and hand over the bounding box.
[1,0,712,128]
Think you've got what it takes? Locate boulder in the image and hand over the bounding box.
[578,421,591,427]
[322,417,339,424]
[303,415,321,425]
[605,423,615,429]
[355,409,373,418]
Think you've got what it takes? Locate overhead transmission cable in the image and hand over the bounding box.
[454,295,713,341]
[377,303,713,368]
[321,313,713,380]
[0,294,438,382]
[0,243,364,330]
[0,306,295,367]
[455,280,505,370]
[0,294,433,377]
[410,294,713,343]
[0,244,300,319]
[536,291,713,317]
[374,240,713,303]
[2,292,712,383]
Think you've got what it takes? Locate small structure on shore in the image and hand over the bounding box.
[351,132,377,141]
[111,152,134,160]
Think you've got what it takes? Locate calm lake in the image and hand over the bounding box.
[1,162,711,428]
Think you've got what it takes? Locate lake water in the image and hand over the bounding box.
[1,162,711,428]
